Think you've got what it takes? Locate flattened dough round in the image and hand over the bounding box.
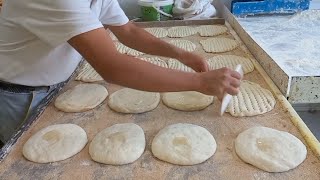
[115,42,144,56]
[162,91,213,111]
[152,123,216,165]
[55,84,108,113]
[197,25,228,37]
[235,127,307,172]
[200,37,238,53]
[208,55,254,74]
[168,26,197,37]
[89,123,145,165]
[75,62,103,82]
[139,57,168,68]
[108,88,160,113]
[23,124,87,163]
[168,59,194,72]
[145,27,168,38]
[226,80,276,117]
[169,39,196,52]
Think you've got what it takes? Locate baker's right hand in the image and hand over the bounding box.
[198,67,242,101]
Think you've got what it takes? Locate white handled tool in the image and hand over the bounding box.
[220,64,244,116]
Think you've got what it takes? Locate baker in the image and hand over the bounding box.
[0,0,241,145]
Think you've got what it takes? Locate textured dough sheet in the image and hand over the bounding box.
[207,55,254,74]
[200,37,239,53]
[226,80,276,117]
[75,62,104,82]
[115,42,144,56]
[168,26,197,37]
[145,28,168,38]
[169,39,196,52]
[138,57,168,68]
[167,59,195,72]
[197,25,228,37]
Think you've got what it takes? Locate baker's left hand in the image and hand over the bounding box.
[177,51,209,73]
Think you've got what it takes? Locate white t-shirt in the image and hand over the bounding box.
[0,0,129,86]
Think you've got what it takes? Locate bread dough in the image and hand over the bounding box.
[197,25,228,37]
[75,62,103,82]
[169,39,196,52]
[235,126,307,172]
[145,27,168,38]
[168,26,197,38]
[108,88,160,113]
[200,38,239,53]
[55,84,108,113]
[139,57,168,68]
[207,55,254,74]
[115,42,144,56]
[127,48,144,57]
[23,124,87,163]
[152,123,216,165]
[89,123,145,165]
[162,91,213,111]
[226,81,276,117]
[168,59,195,72]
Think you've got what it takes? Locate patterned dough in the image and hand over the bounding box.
[115,42,144,56]
[200,38,239,53]
[76,62,103,82]
[145,28,168,38]
[139,57,168,68]
[169,39,196,52]
[207,55,254,74]
[226,81,276,117]
[197,25,228,37]
[168,26,197,38]
[167,59,195,72]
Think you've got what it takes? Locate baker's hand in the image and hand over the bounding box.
[177,51,209,72]
[198,68,242,101]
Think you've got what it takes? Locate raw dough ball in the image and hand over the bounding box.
[168,26,197,37]
[75,62,103,82]
[145,27,168,38]
[200,37,239,53]
[235,127,307,172]
[89,123,145,165]
[108,88,160,113]
[139,57,168,68]
[207,55,254,74]
[226,80,276,117]
[23,124,87,163]
[152,123,216,165]
[169,39,196,52]
[167,59,195,72]
[162,91,213,111]
[55,84,108,113]
[197,25,228,37]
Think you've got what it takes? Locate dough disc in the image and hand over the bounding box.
[207,55,254,74]
[200,37,238,53]
[169,39,196,52]
[139,57,168,68]
[145,28,168,38]
[108,88,160,113]
[54,84,108,113]
[235,126,307,172]
[89,123,145,165]
[197,25,228,37]
[23,124,87,163]
[167,59,195,72]
[75,62,103,82]
[162,91,213,111]
[152,123,217,165]
[168,26,197,38]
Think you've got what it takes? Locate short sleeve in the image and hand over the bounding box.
[98,0,129,26]
[16,0,104,47]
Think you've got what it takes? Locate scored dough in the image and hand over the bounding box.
[139,57,168,68]
[55,84,108,113]
[235,126,307,172]
[168,59,195,72]
[108,88,160,113]
[226,80,276,117]
[75,62,103,82]
[200,37,239,53]
[23,124,87,163]
[152,123,217,165]
[197,25,228,37]
[162,91,214,111]
[168,26,197,38]
[115,42,144,56]
[89,123,145,165]
[145,27,168,38]
[169,39,196,52]
[207,55,254,74]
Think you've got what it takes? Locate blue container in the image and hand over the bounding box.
[231,0,310,16]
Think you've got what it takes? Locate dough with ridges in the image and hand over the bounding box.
[139,57,168,68]
[145,27,168,38]
[76,62,103,82]
[197,25,228,37]
[168,59,195,72]
[169,39,196,52]
[168,26,197,37]
[207,55,254,74]
[200,38,239,53]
